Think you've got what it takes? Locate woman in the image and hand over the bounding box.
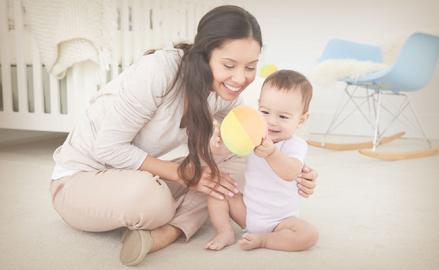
[50,5,317,266]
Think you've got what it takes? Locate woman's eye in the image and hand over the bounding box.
[224,64,234,69]
[246,66,256,71]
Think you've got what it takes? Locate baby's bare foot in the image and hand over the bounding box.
[238,233,265,250]
[205,230,235,251]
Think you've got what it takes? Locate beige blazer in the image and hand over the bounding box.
[53,47,242,175]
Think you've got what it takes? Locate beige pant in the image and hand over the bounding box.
[50,155,245,240]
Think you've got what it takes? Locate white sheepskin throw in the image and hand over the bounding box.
[311,28,439,86]
[310,59,388,86]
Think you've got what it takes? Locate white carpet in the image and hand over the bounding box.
[1,135,438,270]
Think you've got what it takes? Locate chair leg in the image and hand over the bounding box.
[322,84,353,145]
[377,95,409,137]
[407,99,432,148]
[359,92,438,160]
[372,91,382,151]
[376,93,431,148]
[308,87,404,151]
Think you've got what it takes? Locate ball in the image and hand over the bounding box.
[220,105,267,156]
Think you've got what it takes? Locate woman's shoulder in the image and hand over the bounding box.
[133,46,183,75]
[118,46,184,96]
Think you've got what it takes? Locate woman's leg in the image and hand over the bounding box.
[50,154,246,264]
[50,169,177,232]
[238,216,319,251]
[148,154,246,247]
[118,153,246,264]
[163,154,247,241]
[51,169,183,266]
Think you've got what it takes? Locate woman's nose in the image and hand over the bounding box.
[231,69,246,85]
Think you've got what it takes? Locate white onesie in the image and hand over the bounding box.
[243,136,307,233]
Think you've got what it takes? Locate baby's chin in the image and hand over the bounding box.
[268,134,291,143]
[267,135,282,143]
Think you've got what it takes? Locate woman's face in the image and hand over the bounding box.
[209,38,261,101]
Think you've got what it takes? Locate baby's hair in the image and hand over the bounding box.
[262,70,313,113]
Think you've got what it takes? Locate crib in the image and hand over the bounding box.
[0,0,213,132]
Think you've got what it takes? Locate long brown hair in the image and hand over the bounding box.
[151,5,262,186]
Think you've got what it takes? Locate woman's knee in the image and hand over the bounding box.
[122,173,177,230]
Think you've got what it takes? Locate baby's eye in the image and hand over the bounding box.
[279,115,289,119]
[260,110,269,114]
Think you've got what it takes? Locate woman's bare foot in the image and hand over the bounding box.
[205,230,235,250]
[238,233,266,250]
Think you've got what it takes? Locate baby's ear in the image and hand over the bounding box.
[298,112,310,127]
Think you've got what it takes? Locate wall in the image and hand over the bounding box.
[224,0,439,138]
[1,0,438,141]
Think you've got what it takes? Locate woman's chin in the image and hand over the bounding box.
[217,90,240,101]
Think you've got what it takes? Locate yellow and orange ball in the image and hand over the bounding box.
[220,105,267,156]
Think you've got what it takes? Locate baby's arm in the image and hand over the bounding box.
[265,148,302,181]
[255,138,302,181]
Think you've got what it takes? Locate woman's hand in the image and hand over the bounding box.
[189,166,240,200]
[296,165,318,198]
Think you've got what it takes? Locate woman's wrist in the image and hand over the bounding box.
[140,155,182,183]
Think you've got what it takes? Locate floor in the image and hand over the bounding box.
[0,134,438,270]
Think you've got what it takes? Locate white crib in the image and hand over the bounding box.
[0,0,212,132]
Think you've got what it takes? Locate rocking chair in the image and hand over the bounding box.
[308,32,439,160]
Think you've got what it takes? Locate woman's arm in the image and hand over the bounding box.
[140,155,239,200]
[92,51,176,170]
[139,155,183,185]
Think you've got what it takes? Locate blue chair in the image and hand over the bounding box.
[308,32,439,160]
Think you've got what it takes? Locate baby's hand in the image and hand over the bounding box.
[210,119,230,156]
[254,137,276,158]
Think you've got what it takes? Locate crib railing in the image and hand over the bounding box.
[0,0,212,132]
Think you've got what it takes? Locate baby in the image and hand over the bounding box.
[206,70,318,251]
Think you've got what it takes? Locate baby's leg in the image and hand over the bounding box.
[229,193,246,229]
[206,194,246,250]
[239,216,318,251]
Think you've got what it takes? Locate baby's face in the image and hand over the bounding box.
[258,85,308,143]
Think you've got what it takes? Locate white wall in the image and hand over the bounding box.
[1,0,437,141]
[224,0,439,139]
